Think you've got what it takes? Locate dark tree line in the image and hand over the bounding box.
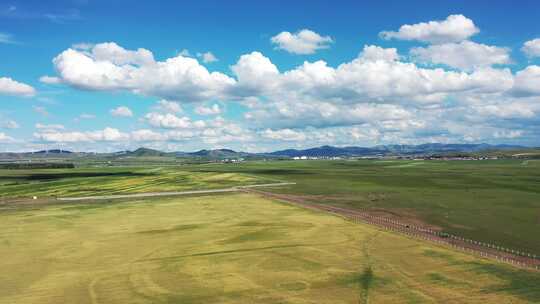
[0,163,75,169]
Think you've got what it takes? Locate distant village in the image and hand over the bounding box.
[289,155,501,161]
[218,154,502,163]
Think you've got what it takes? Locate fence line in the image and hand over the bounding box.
[333,208,539,271]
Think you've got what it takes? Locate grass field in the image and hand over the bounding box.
[1,159,539,255]
[0,166,267,198]
[1,193,539,303]
[180,160,540,254]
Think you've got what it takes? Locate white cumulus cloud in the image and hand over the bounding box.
[35,123,65,131]
[262,128,307,141]
[145,112,206,129]
[411,41,511,70]
[0,77,36,97]
[279,45,512,102]
[39,75,63,84]
[195,104,221,115]
[232,51,279,82]
[38,39,540,147]
[380,15,479,44]
[155,99,183,113]
[512,65,540,96]
[131,129,168,141]
[51,42,235,102]
[0,132,15,142]
[110,106,133,117]
[359,45,400,62]
[271,29,333,54]
[71,42,94,50]
[92,42,155,66]
[197,51,218,63]
[34,127,129,143]
[522,38,540,58]
[493,130,523,139]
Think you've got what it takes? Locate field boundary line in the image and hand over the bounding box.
[56,182,296,201]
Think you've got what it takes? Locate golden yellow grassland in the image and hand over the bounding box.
[1,193,538,303]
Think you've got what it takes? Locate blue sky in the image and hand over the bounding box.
[1,0,540,152]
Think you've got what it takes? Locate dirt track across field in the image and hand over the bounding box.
[244,188,540,271]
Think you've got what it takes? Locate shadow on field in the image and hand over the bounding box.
[333,267,388,304]
[467,262,540,302]
[360,266,374,303]
[0,171,151,181]
[424,249,540,302]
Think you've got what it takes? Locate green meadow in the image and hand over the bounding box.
[181,159,540,254]
[1,193,539,304]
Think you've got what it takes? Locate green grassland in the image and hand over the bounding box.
[180,159,540,254]
[1,193,538,303]
[0,166,267,198]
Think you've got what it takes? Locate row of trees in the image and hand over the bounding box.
[0,163,75,169]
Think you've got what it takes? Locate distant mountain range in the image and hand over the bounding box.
[0,143,534,160]
[119,147,252,158]
[34,149,73,154]
[268,146,384,157]
[268,143,527,157]
[124,147,170,157]
[181,148,252,158]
